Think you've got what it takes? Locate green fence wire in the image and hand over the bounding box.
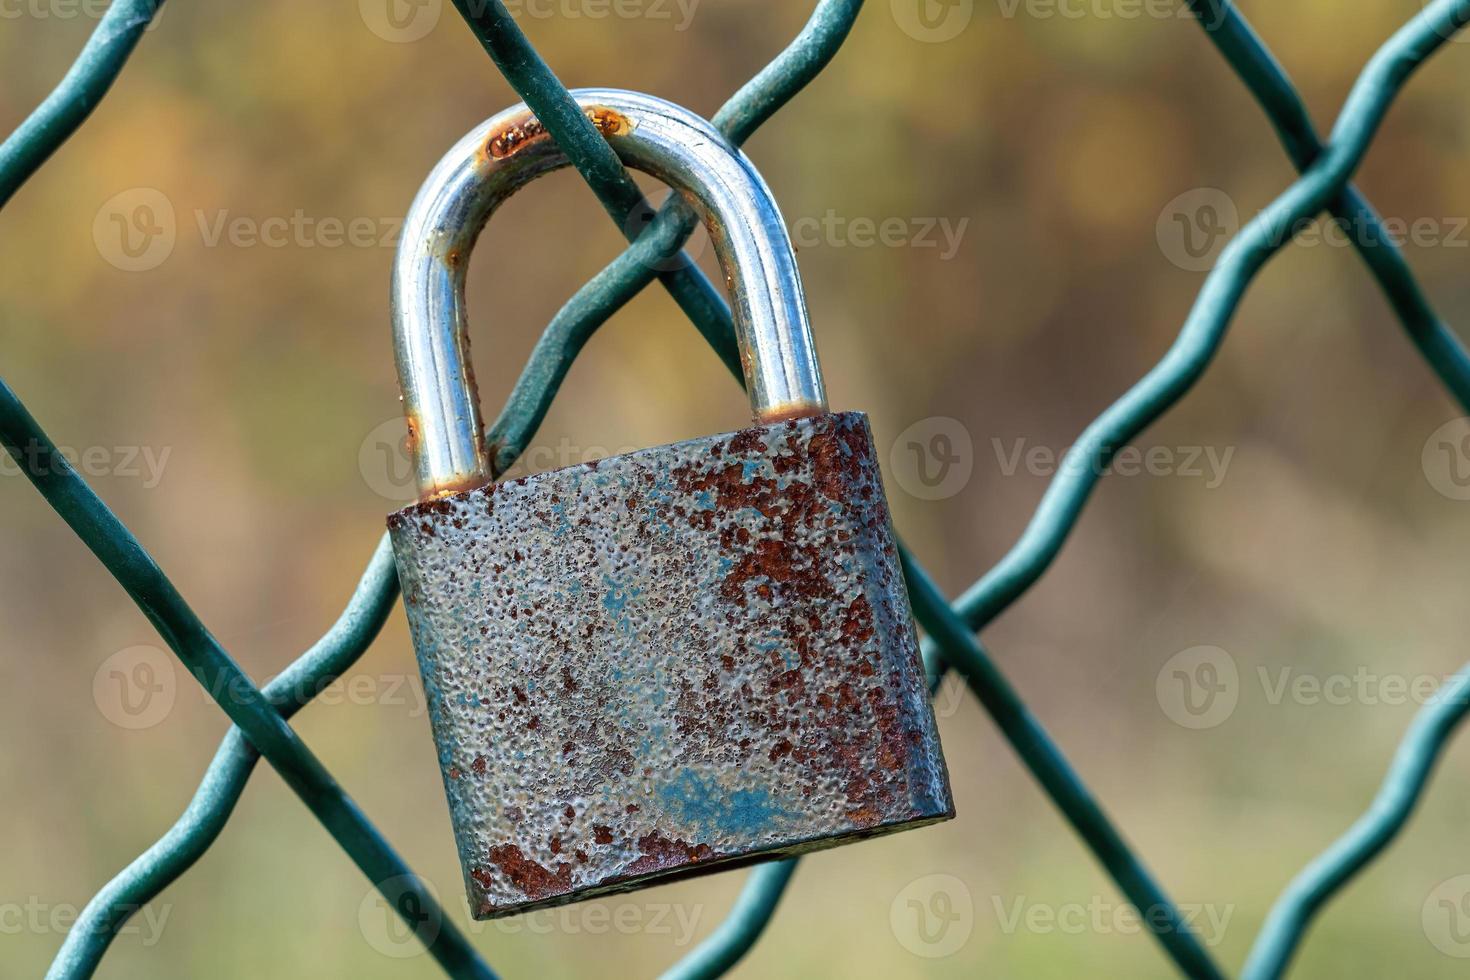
[4,1,1470,978]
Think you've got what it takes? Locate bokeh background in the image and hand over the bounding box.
[5,0,1470,976]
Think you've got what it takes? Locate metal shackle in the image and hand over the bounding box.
[392,88,828,501]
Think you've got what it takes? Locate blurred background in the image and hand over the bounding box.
[5,0,1470,976]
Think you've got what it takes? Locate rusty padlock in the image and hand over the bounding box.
[387,89,954,919]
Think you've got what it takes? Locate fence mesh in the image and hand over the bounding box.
[5,1,1470,978]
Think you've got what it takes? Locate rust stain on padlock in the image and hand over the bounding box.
[389,412,954,918]
[481,105,636,162]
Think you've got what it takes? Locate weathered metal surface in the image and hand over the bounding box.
[388,411,953,918]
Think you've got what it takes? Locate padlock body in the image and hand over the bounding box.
[388,412,953,918]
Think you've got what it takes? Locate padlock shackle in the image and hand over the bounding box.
[392,88,828,500]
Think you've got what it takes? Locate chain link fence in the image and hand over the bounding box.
[4,1,1470,977]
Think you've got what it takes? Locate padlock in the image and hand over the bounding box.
[387,89,954,919]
